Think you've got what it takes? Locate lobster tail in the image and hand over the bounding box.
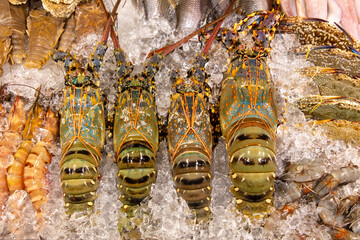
[116,142,156,207]
[60,141,101,213]
[228,125,276,215]
[172,150,212,219]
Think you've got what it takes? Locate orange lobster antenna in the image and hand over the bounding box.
[202,0,237,54]
[100,0,121,45]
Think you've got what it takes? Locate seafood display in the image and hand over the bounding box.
[0,0,360,239]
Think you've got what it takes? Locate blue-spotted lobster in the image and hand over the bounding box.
[216,1,283,216]
[54,0,121,213]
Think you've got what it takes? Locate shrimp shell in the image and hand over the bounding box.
[7,103,45,193]
[0,97,26,208]
[24,109,58,215]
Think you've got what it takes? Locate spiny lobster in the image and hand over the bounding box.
[216,0,283,217]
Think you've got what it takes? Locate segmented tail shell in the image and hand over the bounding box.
[9,4,27,64]
[7,100,45,193]
[57,14,76,53]
[167,55,213,220]
[168,93,213,219]
[0,0,12,75]
[24,108,58,215]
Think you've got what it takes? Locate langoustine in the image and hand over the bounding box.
[0,0,12,76]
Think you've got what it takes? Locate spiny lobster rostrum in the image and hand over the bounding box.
[217,1,283,217]
[54,1,121,213]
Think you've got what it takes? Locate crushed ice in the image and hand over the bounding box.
[0,1,359,239]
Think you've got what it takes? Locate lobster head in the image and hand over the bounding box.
[65,59,94,86]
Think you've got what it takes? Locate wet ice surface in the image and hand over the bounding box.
[0,1,360,239]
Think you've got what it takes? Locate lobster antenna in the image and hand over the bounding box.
[146,5,242,58]
[334,22,357,45]
[21,86,42,140]
[0,83,45,97]
[100,0,121,44]
[203,0,237,54]
[98,0,119,47]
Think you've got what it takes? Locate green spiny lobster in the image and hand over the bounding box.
[217,0,283,217]
[113,47,161,213]
[165,2,240,221]
[139,2,241,221]
[54,0,121,213]
[167,53,213,221]
[95,5,162,214]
